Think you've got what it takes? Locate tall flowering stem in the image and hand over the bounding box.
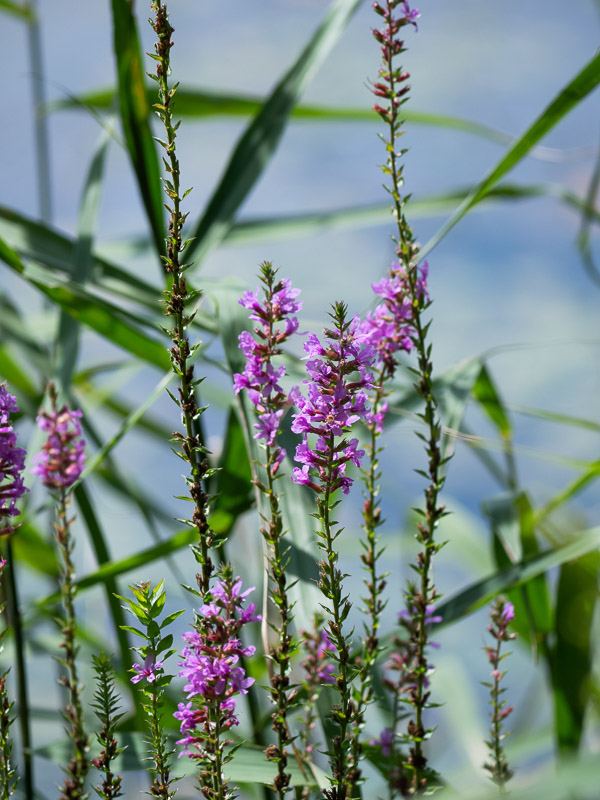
[483,599,516,791]
[353,264,428,789]
[292,303,374,799]
[234,263,302,796]
[33,384,89,800]
[371,2,446,792]
[0,557,17,800]
[297,620,337,798]
[149,1,214,595]
[173,566,260,800]
[0,384,29,797]
[120,581,182,800]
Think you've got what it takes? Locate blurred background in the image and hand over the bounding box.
[1,0,600,796]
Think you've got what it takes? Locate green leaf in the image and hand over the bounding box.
[421,49,600,259]
[550,550,599,754]
[81,369,176,482]
[0,0,33,20]
[184,0,363,265]
[482,491,522,563]
[0,205,161,310]
[472,365,511,438]
[110,0,165,260]
[221,182,600,246]
[55,125,112,389]
[434,525,600,630]
[534,460,600,525]
[6,261,170,371]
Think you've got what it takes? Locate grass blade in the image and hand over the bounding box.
[420,49,600,259]
[184,0,363,265]
[433,525,600,629]
[110,0,165,260]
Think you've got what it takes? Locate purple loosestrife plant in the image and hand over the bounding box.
[371,2,447,792]
[291,303,374,799]
[119,581,182,800]
[233,262,302,797]
[173,566,260,800]
[149,1,215,595]
[0,384,28,537]
[483,599,516,790]
[32,384,90,800]
[351,261,429,787]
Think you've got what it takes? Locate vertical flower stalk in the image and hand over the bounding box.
[120,581,182,800]
[91,652,125,800]
[483,599,516,791]
[149,1,214,595]
[297,620,337,799]
[173,566,260,800]
[371,2,446,792]
[352,264,429,789]
[0,384,30,797]
[0,557,17,800]
[233,262,302,797]
[291,303,374,799]
[32,384,89,800]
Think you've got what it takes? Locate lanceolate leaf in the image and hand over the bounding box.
[184,0,364,265]
[421,49,600,259]
[550,551,599,754]
[56,126,112,389]
[220,183,600,247]
[433,526,600,630]
[110,0,165,261]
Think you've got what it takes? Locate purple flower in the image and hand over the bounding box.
[401,1,420,29]
[175,574,261,757]
[302,627,337,687]
[501,602,515,624]
[131,653,163,684]
[370,727,394,757]
[32,402,86,490]
[0,384,28,534]
[291,310,374,494]
[233,266,302,475]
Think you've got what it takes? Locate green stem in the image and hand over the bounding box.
[56,488,89,799]
[27,0,52,224]
[4,539,33,800]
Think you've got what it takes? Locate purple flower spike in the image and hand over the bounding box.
[233,265,303,475]
[131,653,163,684]
[175,573,260,758]
[291,308,374,494]
[0,384,29,535]
[32,399,86,490]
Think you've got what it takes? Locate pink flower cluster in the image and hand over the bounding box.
[174,577,261,757]
[0,384,28,534]
[32,403,86,490]
[233,272,302,474]
[291,313,375,495]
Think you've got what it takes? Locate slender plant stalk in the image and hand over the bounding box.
[150,0,214,595]
[56,487,90,800]
[4,540,33,800]
[372,3,446,792]
[349,374,387,795]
